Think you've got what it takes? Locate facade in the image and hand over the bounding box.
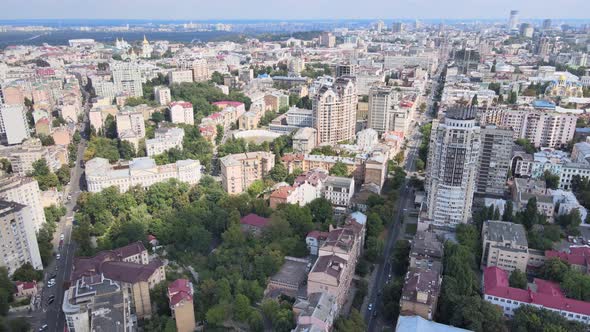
[0,176,46,232]
[400,262,442,320]
[63,276,132,332]
[0,200,42,274]
[269,169,328,208]
[220,152,275,195]
[168,70,194,85]
[292,127,317,154]
[322,176,355,208]
[484,266,590,324]
[481,220,529,273]
[313,77,357,145]
[425,107,481,227]
[116,110,145,151]
[112,62,143,97]
[154,86,171,106]
[476,127,513,196]
[192,59,209,82]
[293,292,338,332]
[368,85,396,134]
[0,104,30,145]
[71,242,165,319]
[169,101,194,125]
[5,138,66,176]
[146,127,184,157]
[511,178,555,221]
[364,154,387,189]
[168,279,196,332]
[85,157,201,193]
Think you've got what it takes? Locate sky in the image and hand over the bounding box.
[1,0,590,20]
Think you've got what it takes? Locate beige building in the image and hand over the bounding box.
[3,138,67,176]
[168,279,196,332]
[400,263,442,320]
[192,58,209,82]
[364,154,387,190]
[220,152,275,195]
[0,200,43,274]
[0,175,46,232]
[481,220,529,273]
[116,110,145,151]
[146,127,184,157]
[85,157,201,193]
[313,77,357,145]
[154,86,171,106]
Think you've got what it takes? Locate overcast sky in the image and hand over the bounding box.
[1,0,589,20]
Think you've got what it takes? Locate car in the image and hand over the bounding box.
[39,324,48,331]
[368,303,373,311]
[49,278,55,283]
[56,254,61,260]
[50,274,56,279]
[46,283,54,288]
[47,297,55,305]
[60,233,65,240]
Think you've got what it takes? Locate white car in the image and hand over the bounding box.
[60,233,65,240]
[56,254,61,260]
[368,303,373,311]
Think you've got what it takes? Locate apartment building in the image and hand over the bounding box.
[400,262,442,320]
[85,157,201,193]
[481,220,529,273]
[484,266,590,325]
[0,104,30,145]
[364,154,387,190]
[168,70,193,85]
[192,58,209,82]
[292,127,317,154]
[313,77,357,145]
[409,231,443,269]
[269,168,328,208]
[307,218,365,310]
[169,101,194,125]
[476,126,513,196]
[511,178,555,221]
[322,176,355,208]
[71,242,165,319]
[116,110,145,151]
[111,62,143,97]
[0,175,46,232]
[292,292,338,331]
[425,107,481,227]
[146,127,184,157]
[220,152,275,195]
[480,106,578,148]
[168,279,196,332]
[63,276,133,332]
[4,138,67,176]
[0,200,43,274]
[153,86,171,106]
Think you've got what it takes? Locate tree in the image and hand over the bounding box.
[7,317,30,332]
[502,201,513,221]
[11,263,42,282]
[508,91,518,104]
[247,179,266,197]
[515,138,536,154]
[56,165,71,185]
[210,71,225,85]
[233,294,251,322]
[471,94,479,106]
[509,269,528,289]
[38,134,55,146]
[215,124,224,145]
[118,140,136,160]
[151,112,165,123]
[329,161,349,176]
[540,258,570,282]
[0,158,12,174]
[206,304,229,326]
[415,159,425,171]
[333,309,366,332]
[29,159,59,190]
[269,163,288,182]
[512,306,586,332]
[543,170,560,190]
[307,197,333,225]
[561,269,590,301]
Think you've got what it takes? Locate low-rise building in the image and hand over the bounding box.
[481,220,529,273]
[3,138,66,176]
[292,292,338,332]
[146,127,184,157]
[400,262,443,320]
[266,256,308,298]
[395,316,472,332]
[85,157,201,193]
[14,281,38,300]
[168,279,196,332]
[322,176,355,208]
[269,168,327,208]
[483,266,590,324]
[239,213,270,236]
[169,101,194,125]
[410,231,443,269]
[511,178,555,221]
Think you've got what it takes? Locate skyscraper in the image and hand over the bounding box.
[368,86,395,134]
[425,107,481,227]
[509,10,519,30]
[542,19,552,30]
[476,126,514,196]
[313,77,358,145]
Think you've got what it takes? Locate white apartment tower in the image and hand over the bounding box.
[0,200,43,274]
[154,86,171,106]
[313,77,358,145]
[426,107,481,227]
[0,176,46,232]
[368,86,398,134]
[509,10,519,30]
[0,104,30,145]
[112,62,143,97]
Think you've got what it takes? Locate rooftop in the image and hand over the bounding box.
[483,220,528,247]
[395,315,472,332]
[240,213,270,228]
[269,257,309,287]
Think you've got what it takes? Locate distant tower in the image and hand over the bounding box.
[509,10,519,30]
[542,19,552,30]
[141,35,152,58]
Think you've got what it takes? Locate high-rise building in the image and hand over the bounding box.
[112,62,143,97]
[0,104,30,145]
[368,86,396,134]
[520,23,534,38]
[392,22,404,33]
[425,107,481,227]
[153,86,171,106]
[0,176,46,232]
[509,10,519,30]
[0,200,43,274]
[312,77,358,145]
[476,127,513,196]
[542,19,552,30]
[192,58,209,82]
[335,63,358,78]
[319,32,336,48]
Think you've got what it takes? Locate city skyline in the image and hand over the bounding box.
[2,0,590,20]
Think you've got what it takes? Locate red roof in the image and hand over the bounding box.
[168,279,193,306]
[240,213,270,228]
[306,230,329,240]
[15,281,37,290]
[484,266,590,316]
[170,101,193,109]
[270,186,295,199]
[545,247,590,267]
